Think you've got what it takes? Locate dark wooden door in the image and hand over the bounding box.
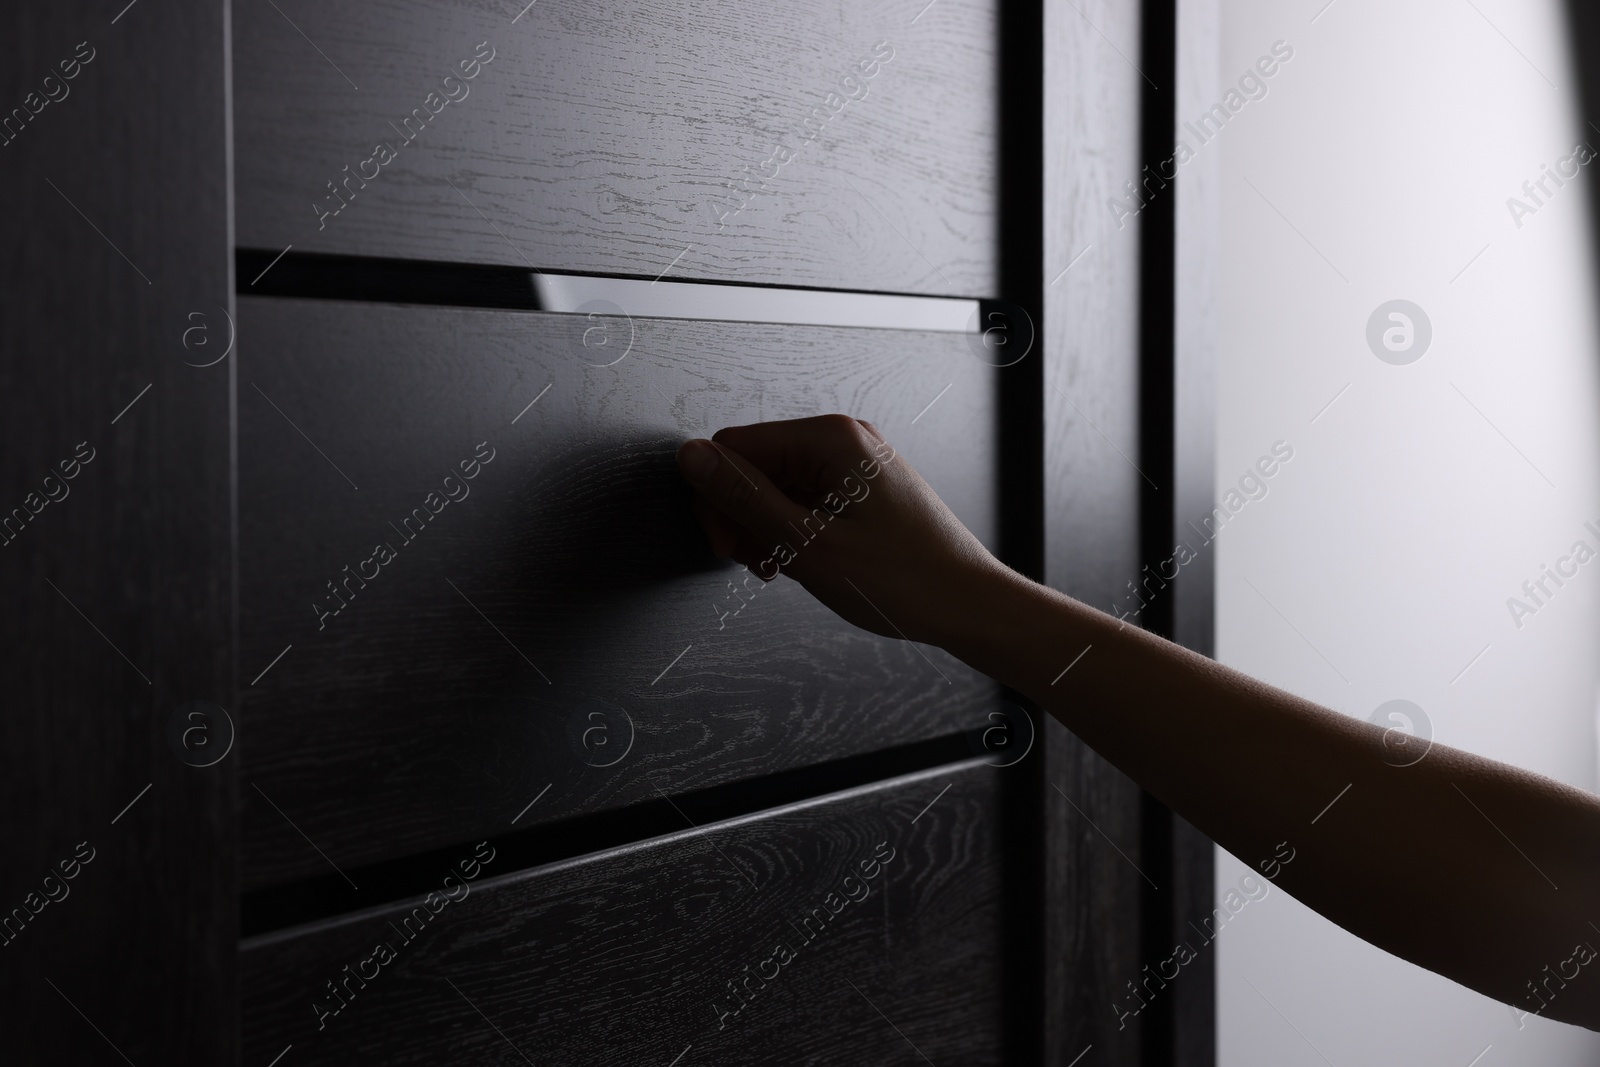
[1,1,1214,1064]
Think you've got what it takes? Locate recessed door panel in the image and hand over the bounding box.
[239,295,1002,889]
[233,0,998,295]
[242,761,1006,1066]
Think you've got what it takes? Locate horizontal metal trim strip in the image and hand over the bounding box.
[237,249,985,332]
[532,272,979,332]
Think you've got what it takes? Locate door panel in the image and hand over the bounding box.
[239,295,1001,889]
[0,1,237,1063]
[242,760,1005,1065]
[233,0,998,295]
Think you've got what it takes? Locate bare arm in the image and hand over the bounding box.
[677,414,1600,1031]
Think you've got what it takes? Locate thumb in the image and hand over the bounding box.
[677,438,807,545]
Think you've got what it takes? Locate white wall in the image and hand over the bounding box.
[1215,0,1600,1063]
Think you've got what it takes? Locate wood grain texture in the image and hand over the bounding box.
[243,760,1006,1065]
[0,0,236,1063]
[1169,812,1215,1067]
[239,296,1004,889]
[1042,0,1155,1063]
[233,0,997,296]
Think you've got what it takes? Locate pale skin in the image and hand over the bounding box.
[675,413,1600,1032]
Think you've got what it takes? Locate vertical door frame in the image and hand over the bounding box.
[1026,0,1219,1063]
[0,0,238,1062]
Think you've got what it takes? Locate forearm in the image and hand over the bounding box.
[943,562,1600,1029]
[677,416,1600,1027]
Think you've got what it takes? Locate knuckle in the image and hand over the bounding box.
[818,412,861,438]
[819,413,875,455]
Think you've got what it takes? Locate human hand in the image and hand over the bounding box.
[675,414,1012,647]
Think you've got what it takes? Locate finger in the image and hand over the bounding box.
[690,494,742,558]
[726,535,783,581]
[676,438,808,545]
[692,485,796,574]
[690,492,780,575]
[711,414,879,492]
[735,525,784,573]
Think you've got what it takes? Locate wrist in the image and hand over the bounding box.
[933,558,1050,676]
[936,558,1125,706]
